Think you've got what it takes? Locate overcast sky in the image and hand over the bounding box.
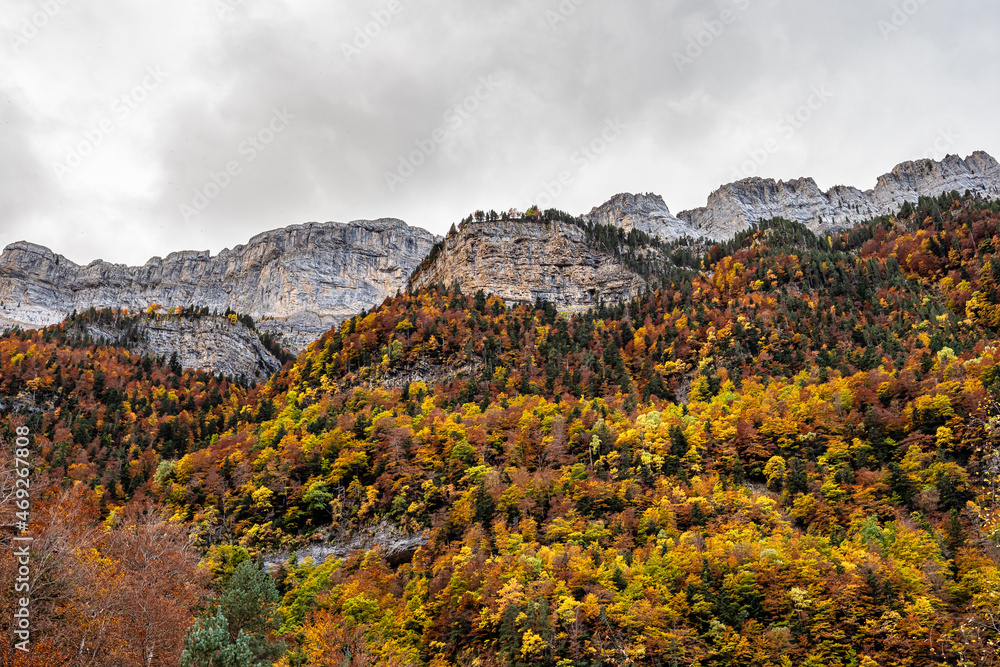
[1,0,998,265]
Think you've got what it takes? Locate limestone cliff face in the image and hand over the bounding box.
[3,151,998,363]
[263,520,428,571]
[868,151,1000,213]
[410,219,648,311]
[79,315,282,383]
[675,152,1000,240]
[587,152,1000,242]
[675,177,871,239]
[0,219,440,352]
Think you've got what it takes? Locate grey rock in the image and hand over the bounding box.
[675,151,1000,240]
[583,192,697,241]
[262,521,429,571]
[78,315,282,383]
[0,219,440,354]
[410,219,650,312]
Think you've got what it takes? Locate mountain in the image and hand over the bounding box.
[4,192,1000,666]
[64,309,285,383]
[408,216,668,312]
[590,151,1000,241]
[0,219,440,353]
[3,151,998,370]
[582,192,694,241]
[413,152,1000,315]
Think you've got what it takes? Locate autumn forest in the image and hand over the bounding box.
[2,193,1000,666]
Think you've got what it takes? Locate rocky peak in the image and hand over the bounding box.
[676,175,874,239]
[409,217,650,312]
[582,153,1000,243]
[583,192,696,241]
[869,151,1000,214]
[675,152,1000,240]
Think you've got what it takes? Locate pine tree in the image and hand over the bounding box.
[180,607,254,667]
[219,560,286,664]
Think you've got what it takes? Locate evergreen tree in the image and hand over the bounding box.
[219,560,286,664]
[180,607,255,667]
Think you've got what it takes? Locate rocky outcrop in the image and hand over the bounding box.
[585,153,1000,242]
[0,219,440,353]
[869,151,1000,213]
[77,315,282,383]
[675,177,871,239]
[410,219,649,311]
[675,152,1000,240]
[263,521,429,571]
[583,193,697,241]
[2,151,997,356]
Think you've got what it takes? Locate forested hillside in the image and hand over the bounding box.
[2,193,1000,666]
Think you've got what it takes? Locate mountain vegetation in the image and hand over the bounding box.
[2,193,1000,665]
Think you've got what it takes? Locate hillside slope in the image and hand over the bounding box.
[5,194,1000,665]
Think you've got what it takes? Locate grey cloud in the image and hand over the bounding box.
[2,0,998,263]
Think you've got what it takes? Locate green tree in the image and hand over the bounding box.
[219,560,286,663]
[180,607,254,667]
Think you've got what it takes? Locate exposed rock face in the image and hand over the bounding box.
[78,316,282,383]
[675,152,1000,240]
[583,193,696,241]
[675,177,871,239]
[0,219,440,353]
[586,153,1000,242]
[869,151,1000,213]
[2,151,997,361]
[410,219,649,311]
[262,521,429,571]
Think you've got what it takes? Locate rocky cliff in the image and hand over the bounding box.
[3,152,998,360]
[409,219,650,311]
[589,152,1000,241]
[676,151,1000,239]
[263,521,429,571]
[583,193,694,241]
[0,219,440,353]
[76,314,283,383]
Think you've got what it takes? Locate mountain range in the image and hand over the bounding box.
[3,152,1000,666]
[2,151,998,369]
